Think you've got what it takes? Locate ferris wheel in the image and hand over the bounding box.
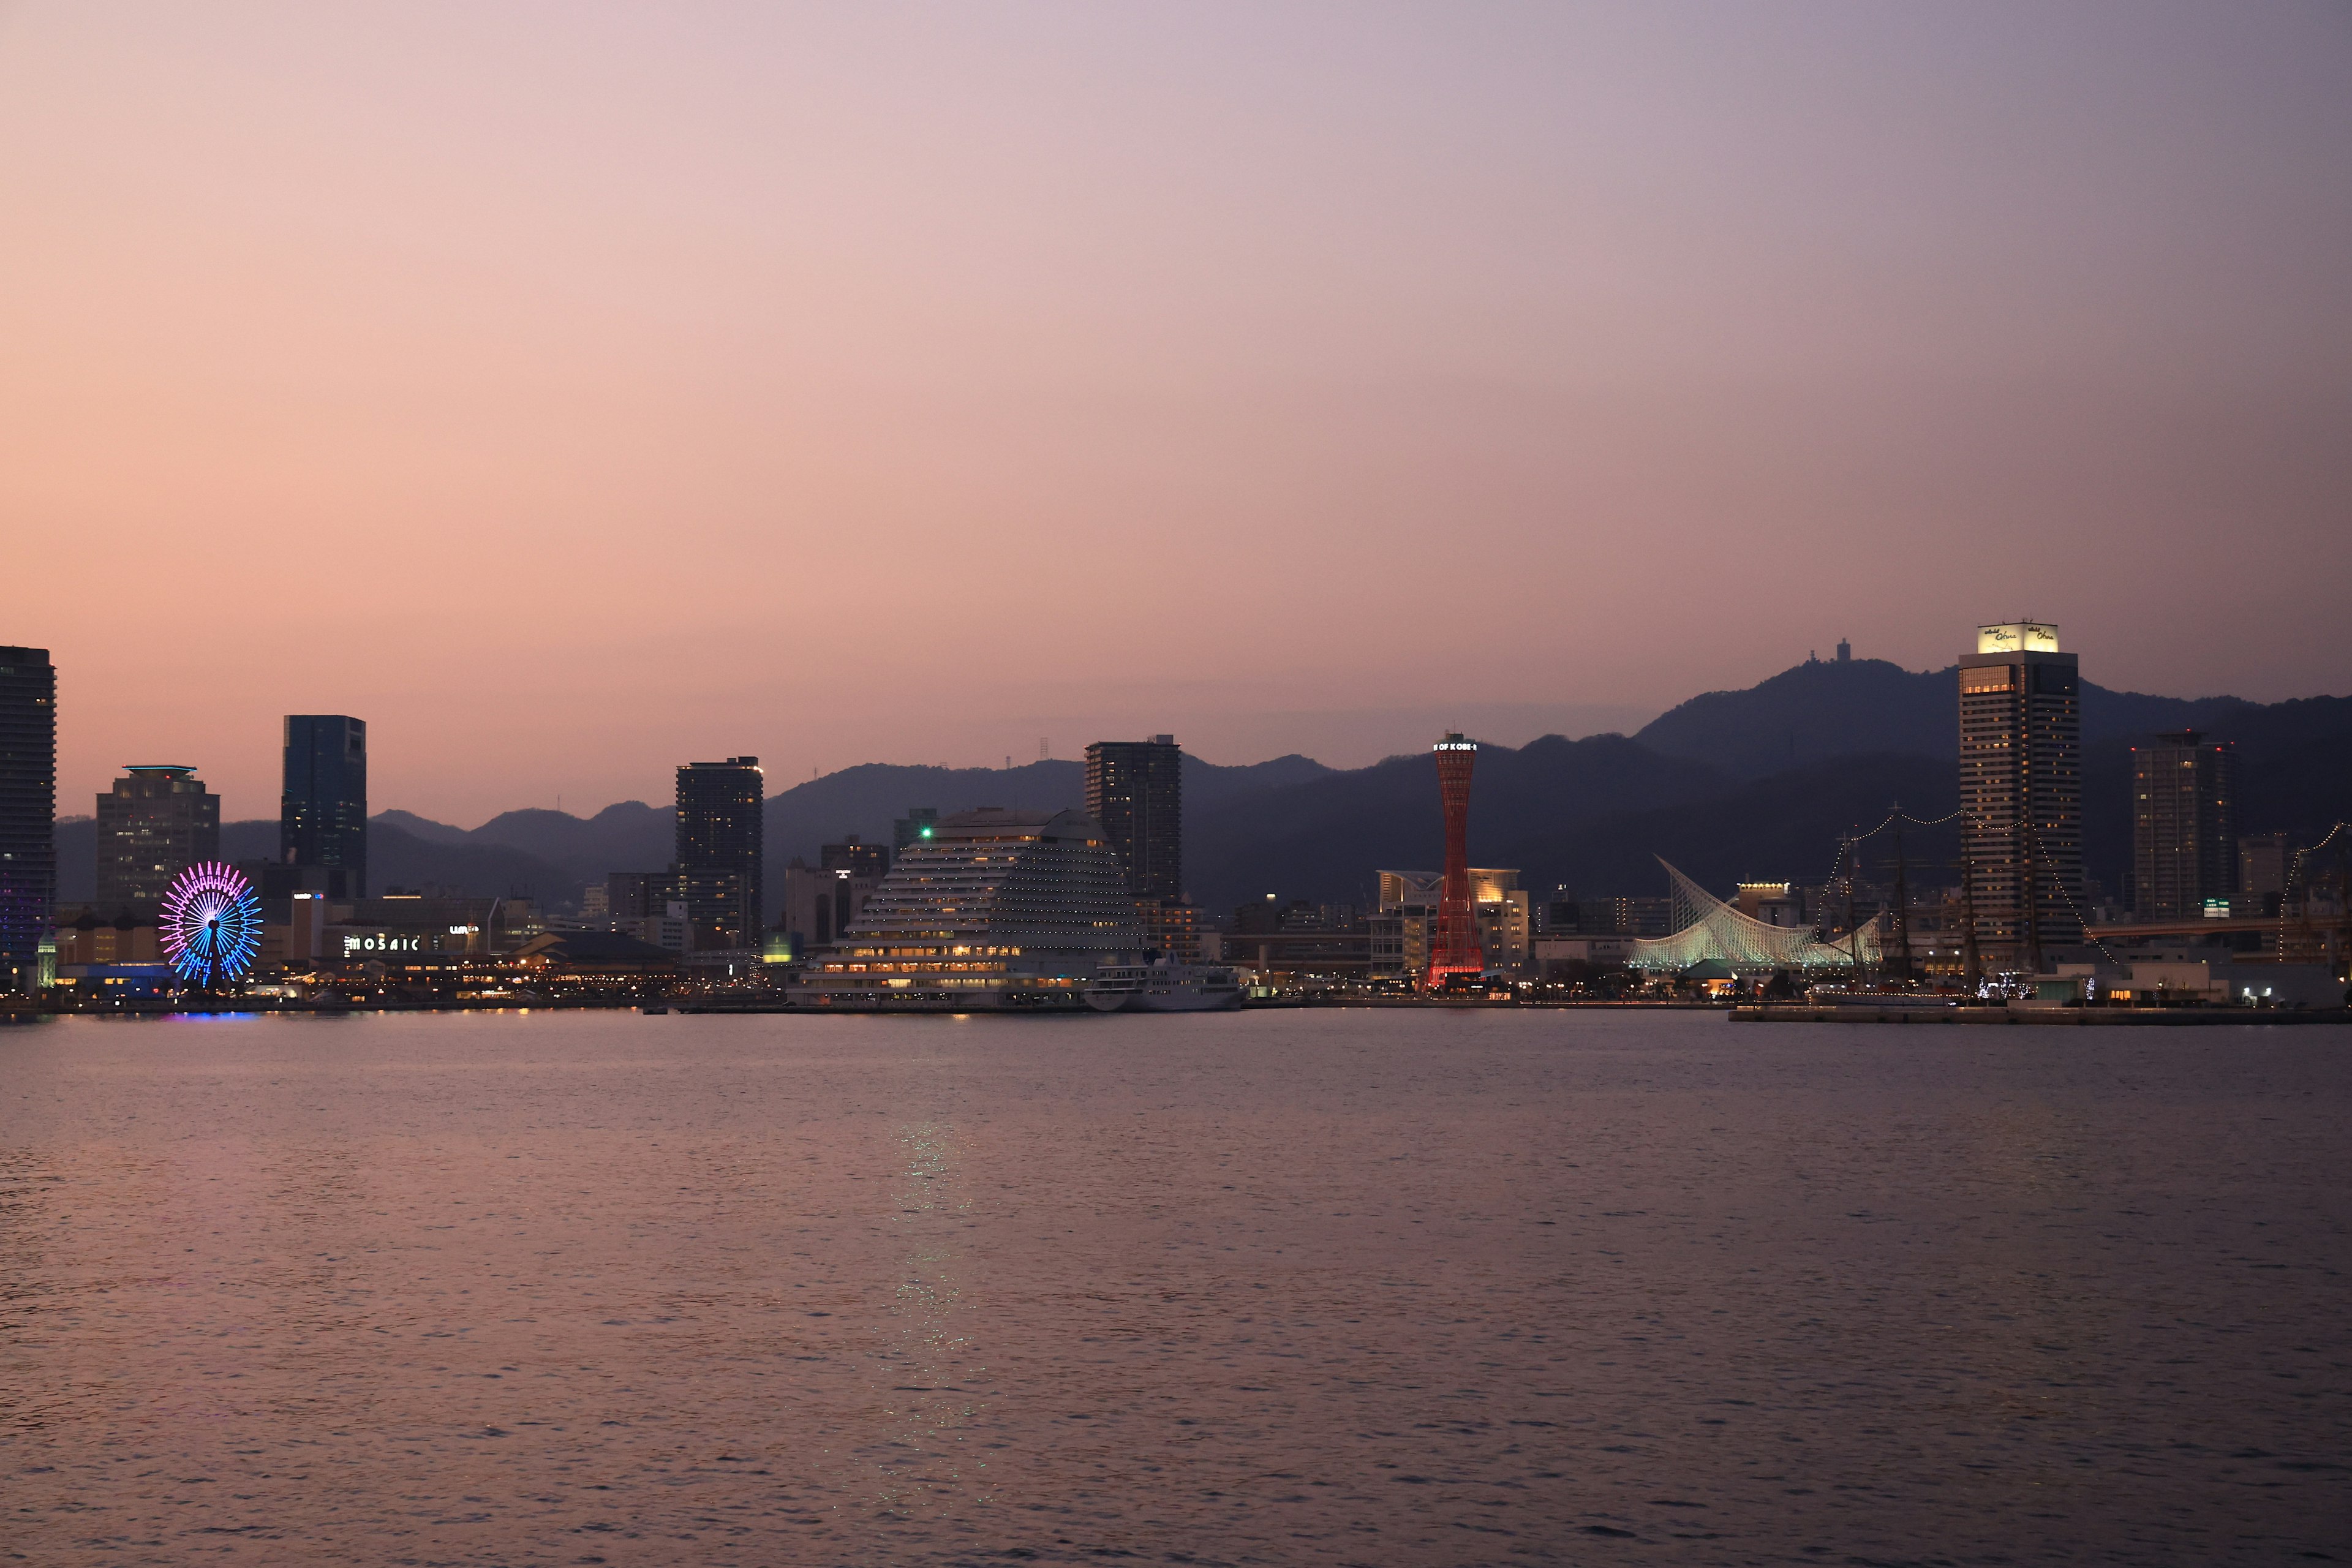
[159,862,263,989]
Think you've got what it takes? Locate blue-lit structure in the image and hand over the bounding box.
[159,862,263,988]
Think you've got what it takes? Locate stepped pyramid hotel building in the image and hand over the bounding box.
[799,808,1143,1008]
[1959,621,2082,970]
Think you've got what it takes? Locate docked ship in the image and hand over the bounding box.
[1085,957,1245,1012]
[795,808,1145,1011]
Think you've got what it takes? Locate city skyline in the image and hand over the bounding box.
[2,4,2347,824]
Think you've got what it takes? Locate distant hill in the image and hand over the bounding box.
[42,662,2346,921]
[1635,655,2255,778]
[470,801,673,878]
[1186,733,1725,910]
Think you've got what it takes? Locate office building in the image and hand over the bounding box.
[2130,731,2239,920]
[281,715,368,898]
[95,766,220,916]
[605,869,684,924]
[1140,898,1203,962]
[1227,898,1376,980]
[1540,892,1674,938]
[1375,867,1528,977]
[892,808,940,861]
[778,857,883,951]
[1958,622,2082,969]
[799,808,1142,1007]
[821,834,888,881]
[0,646,55,993]
[1084,736,1183,900]
[2239,832,2291,916]
[676,757,764,949]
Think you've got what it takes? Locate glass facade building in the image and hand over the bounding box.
[676,756,764,948]
[0,646,55,993]
[282,715,368,899]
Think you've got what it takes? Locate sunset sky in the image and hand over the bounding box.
[4,2,2347,825]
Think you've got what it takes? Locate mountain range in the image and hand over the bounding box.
[52,657,2350,918]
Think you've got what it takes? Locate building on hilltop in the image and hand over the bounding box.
[676,757,763,949]
[0,646,55,993]
[798,807,1141,1008]
[1958,622,2082,972]
[96,766,219,918]
[2131,731,2238,921]
[281,715,368,899]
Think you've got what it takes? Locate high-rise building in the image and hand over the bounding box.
[0,646,55,993]
[281,715,368,899]
[1428,734,1483,984]
[1958,622,2082,970]
[96,765,220,916]
[676,756,764,948]
[2131,731,2238,920]
[1084,736,1183,901]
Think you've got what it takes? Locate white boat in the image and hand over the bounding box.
[1086,959,1246,1012]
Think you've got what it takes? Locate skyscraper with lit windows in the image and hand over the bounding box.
[282,715,368,899]
[1958,622,2082,971]
[676,756,764,948]
[0,646,55,993]
[1084,736,1182,901]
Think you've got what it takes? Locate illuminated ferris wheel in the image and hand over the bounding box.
[159,862,263,989]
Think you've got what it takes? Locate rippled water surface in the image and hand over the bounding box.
[2,1009,2346,1565]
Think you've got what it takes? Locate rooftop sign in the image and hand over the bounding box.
[1976,622,2059,654]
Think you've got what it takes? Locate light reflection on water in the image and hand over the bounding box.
[0,1008,2346,1564]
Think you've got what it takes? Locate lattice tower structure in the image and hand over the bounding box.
[1429,734,1483,984]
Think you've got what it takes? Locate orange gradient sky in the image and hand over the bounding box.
[4,3,2348,825]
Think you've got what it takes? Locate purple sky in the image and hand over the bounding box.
[3,2,2347,824]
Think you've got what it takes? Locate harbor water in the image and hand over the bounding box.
[1,1008,2345,1564]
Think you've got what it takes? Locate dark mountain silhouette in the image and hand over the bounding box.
[470,802,673,877]
[372,809,472,845]
[1504,752,1964,906]
[51,816,572,907]
[1186,734,1727,911]
[1635,655,2255,778]
[43,663,2346,920]
[758,753,1332,914]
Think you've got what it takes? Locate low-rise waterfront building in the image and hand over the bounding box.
[1374,869,1528,977]
[798,808,1142,1008]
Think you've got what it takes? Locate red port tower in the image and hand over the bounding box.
[1428,732,1483,987]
